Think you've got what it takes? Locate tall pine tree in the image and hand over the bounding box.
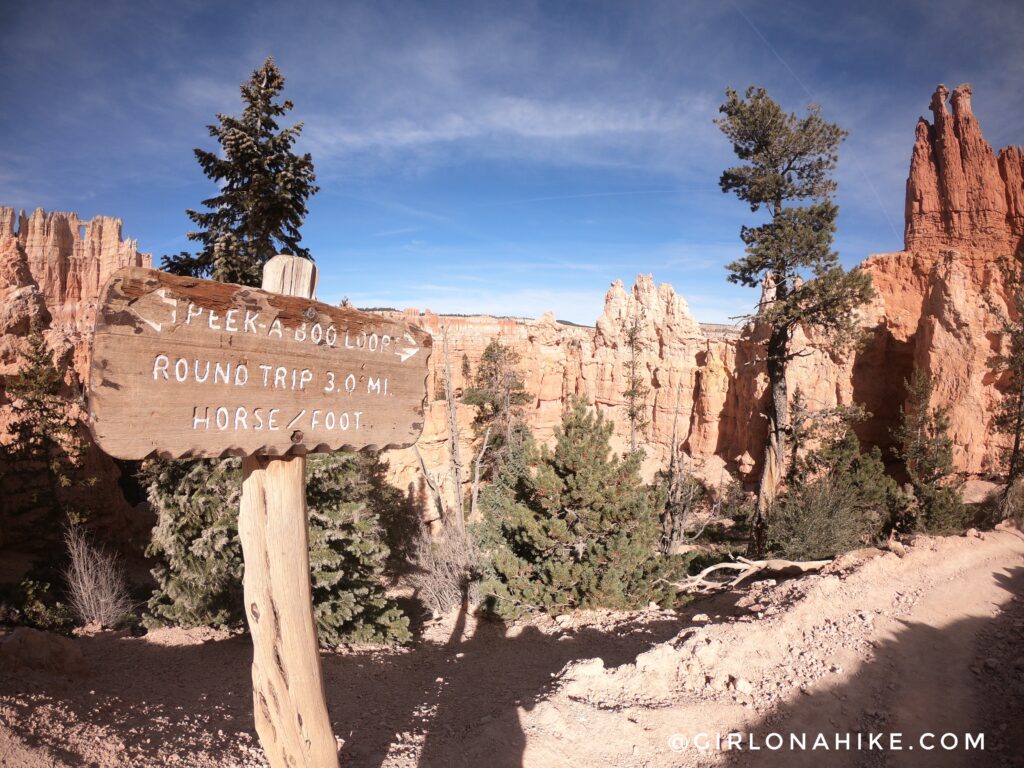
[163,56,318,286]
[145,58,407,643]
[716,87,874,552]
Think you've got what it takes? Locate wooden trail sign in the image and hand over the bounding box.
[87,265,432,459]
[86,256,432,768]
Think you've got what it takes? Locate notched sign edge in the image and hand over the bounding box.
[86,266,434,460]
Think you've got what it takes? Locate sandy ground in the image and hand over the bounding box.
[1,527,1022,767]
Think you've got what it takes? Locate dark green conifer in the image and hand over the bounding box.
[162,57,318,285]
[479,398,671,619]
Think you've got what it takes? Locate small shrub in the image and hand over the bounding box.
[63,526,134,627]
[0,579,75,633]
[478,398,674,620]
[141,452,410,645]
[410,525,481,617]
[893,371,966,532]
[1004,478,1024,528]
[768,430,898,560]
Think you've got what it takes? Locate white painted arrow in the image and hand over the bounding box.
[396,332,420,363]
[128,289,177,333]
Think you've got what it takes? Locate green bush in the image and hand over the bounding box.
[893,371,966,533]
[478,398,674,619]
[0,579,75,633]
[141,452,409,644]
[768,429,899,560]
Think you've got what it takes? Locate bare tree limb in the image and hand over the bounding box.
[414,444,447,525]
[667,556,831,593]
[469,425,491,522]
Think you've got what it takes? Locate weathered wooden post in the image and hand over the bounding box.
[238,255,336,767]
[87,255,431,767]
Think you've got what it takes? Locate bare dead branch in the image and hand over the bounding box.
[669,556,831,593]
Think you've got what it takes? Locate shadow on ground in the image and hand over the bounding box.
[723,566,1024,768]
[2,591,756,767]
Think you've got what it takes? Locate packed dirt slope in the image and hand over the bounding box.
[1,527,1021,767]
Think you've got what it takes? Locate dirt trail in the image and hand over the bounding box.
[1,528,1022,768]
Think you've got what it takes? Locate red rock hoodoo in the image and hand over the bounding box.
[1,83,1020,518]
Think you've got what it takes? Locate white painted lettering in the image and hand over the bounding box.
[174,358,188,382]
[259,364,273,386]
[215,406,229,430]
[268,409,280,430]
[194,360,210,383]
[234,365,248,386]
[214,362,230,385]
[244,310,258,334]
[207,309,221,330]
[234,407,248,430]
[192,406,210,430]
[269,319,283,338]
[298,369,313,390]
[153,354,170,380]
[224,308,239,332]
[273,367,287,389]
[186,304,203,325]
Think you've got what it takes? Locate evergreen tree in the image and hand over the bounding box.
[620,309,650,453]
[716,86,874,552]
[142,458,244,628]
[463,340,531,472]
[770,425,898,559]
[162,57,318,286]
[306,454,410,645]
[479,398,672,619]
[2,322,91,531]
[142,453,409,644]
[893,370,966,532]
[986,256,1024,502]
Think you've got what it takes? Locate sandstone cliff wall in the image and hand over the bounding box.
[0,208,151,533]
[384,83,1024,501]
[1,83,1019,522]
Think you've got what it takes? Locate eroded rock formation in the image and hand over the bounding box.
[387,83,1024,501]
[0,83,1019,521]
[0,208,151,534]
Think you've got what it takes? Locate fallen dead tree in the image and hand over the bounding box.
[669,556,831,593]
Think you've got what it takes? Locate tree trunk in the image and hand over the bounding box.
[469,426,491,522]
[753,322,790,554]
[1005,379,1024,504]
[441,326,465,529]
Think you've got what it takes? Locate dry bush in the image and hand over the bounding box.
[63,526,134,627]
[411,525,480,617]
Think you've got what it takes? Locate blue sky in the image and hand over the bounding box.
[2,0,1022,324]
